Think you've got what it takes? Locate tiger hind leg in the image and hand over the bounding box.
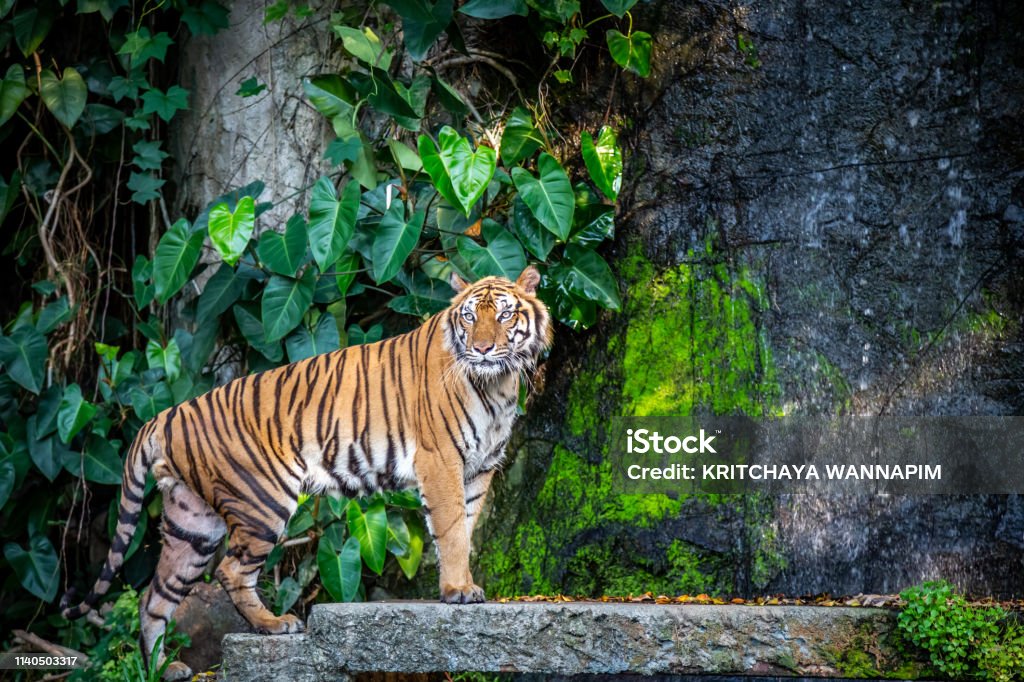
[141,481,226,681]
[215,528,303,635]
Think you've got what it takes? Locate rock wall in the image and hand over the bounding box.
[476,0,1024,599]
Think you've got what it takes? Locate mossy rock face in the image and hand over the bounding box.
[477,247,784,598]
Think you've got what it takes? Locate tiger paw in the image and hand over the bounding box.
[441,583,486,604]
[256,613,305,635]
[162,661,193,681]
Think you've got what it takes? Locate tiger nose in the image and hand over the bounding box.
[473,341,494,354]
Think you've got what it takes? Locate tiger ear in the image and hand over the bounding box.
[516,266,541,294]
[450,271,469,292]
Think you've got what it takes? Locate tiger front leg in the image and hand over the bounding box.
[416,450,485,604]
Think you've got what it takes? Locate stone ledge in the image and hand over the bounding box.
[221,601,895,680]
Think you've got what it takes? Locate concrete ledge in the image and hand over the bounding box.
[221,601,896,680]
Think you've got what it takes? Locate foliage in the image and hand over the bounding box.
[897,581,1024,681]
[0,0,651,661]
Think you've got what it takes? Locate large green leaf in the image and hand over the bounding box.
[372,204,424,284]
[196,264,244,324]
[418,126,496,216]
[117,27,173,65]
[317,534,362,602]
[599,0,637,17]
[385,508,411,556]
[128,382,173,422]
[57,384,96,443]
[132,255,154,309]
[126,172,165,204]
[308,179,359,272]
[384,0,453,61]
[510,196,555,260]
[0,64,29,127]
[396,513,424,579]
[303,75,357,120]
[348,499,387,575]
[65,436,122,485]
[606,29,652,77]
[153,219,204,304]
[13,7,53,57]
[511,153,574,240]
[0,459,14,508]
[181,0,230,36]
[559,244,621,310]
[4,534,59,602]
[258,214,308,277]
[40,68,88,128]
[334,25,392,69]
[233,304,283,362]
[209,196,255,266]
[570,204,615,248]
[459,0,526,18]
[261,270,315,343]
[285,313,340,362]
[0,325,47,393]
[499,106,541,165]
[457,221,526,280]
[0,171,21,228]
[581,127,622,200]
[145,338,182,382]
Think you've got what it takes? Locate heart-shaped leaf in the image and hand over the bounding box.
[510,196,555,260]
[334,25,392,69]
[153,219,204,303]
[318,534,362,602]
[372,203,425,284]
[457,220,526,280]
[559,244,621,310]
[209,196,255,266]
[57,384,96,443]
[261,270,316,343]
[259,214,308,276]
[145,338,182,382]
[285,313,341,362]
[0,325,47,394]
[606,29,652,77]
[232,304,283,362]
[196,264,244,324]
[396,513,425,579]
[348,499,388,575]
[511,153,574,240]
[459,0,526,18]
[418,126,496,216]
[581,126,622,200]
[599,0,637,17]
[40,68,87,128]
[500,106,542,165]
[384,0,453,62]
[12,7,53,57]
[308,178,359,272]
[0,64,29,127]
[4,534,59,602]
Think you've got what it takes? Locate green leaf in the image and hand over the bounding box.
[4,535,59,602]
[0,459,14,508]
[274,576,301,616]
[232,304,283,362]
[429,74,467,115]
[599,0,637,17]
[510,196,555,260]
[182,0,230,36]
[559,244,621,310]
[384,0,453,62]
[0,64,29,127]
[387,139,423,172]
[153,219,204,304]
[303,75,356,120]
[197,264,244,324]
[258,214,308,277]
[131,139,168,171]
[78,103,124,136]
[79,436,123,484]
[348,499,387,575]
[28,428,64,481]
[385,508,411,556]
[40,68,88,128]
[128,381,173,421]
[131,255,155,308]
[581,127,622,200]
[140,85,189,122]
[285,313,340,362]
[145,338,182,382]
[308,179,359,272]
[36,296,71,334]
[209,196,256,266]
[457,221,526,280]
[263,0,288,23]
[126,171,165,204]
[459,0,526,18]
[511,153,574,240]
[324,136,363,166]
[117,27,173,65]
[261,270,316,343]
[347,323,383,346]
[396,513,424,579]
[0,171,21,228]
[108,70,144,102]
[235,76,266,98]
[334,25,392,69]
[606,29,652,77]
[372,204,424,284]
[0,325,47,393]
[418,126,496,216]
[57,384,96,443]
[318,534,362,602]
[499,106,541,166]
[570,204,615,248]
[13,7,53,57]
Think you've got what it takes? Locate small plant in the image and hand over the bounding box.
[897,580,1024,681]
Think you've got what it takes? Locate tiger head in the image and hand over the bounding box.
[444,266,553,378]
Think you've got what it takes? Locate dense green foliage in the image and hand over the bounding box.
[0,0,648,674]
[897,581,1024,681]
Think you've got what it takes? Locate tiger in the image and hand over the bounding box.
[62,266,552,680]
